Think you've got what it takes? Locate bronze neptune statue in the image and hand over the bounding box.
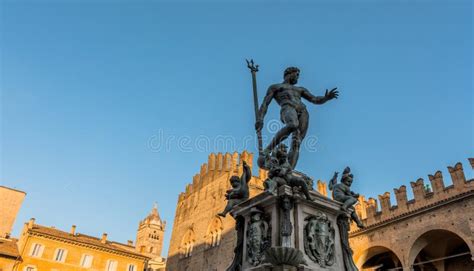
[255,67,339,169]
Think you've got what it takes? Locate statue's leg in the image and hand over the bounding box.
[289,109,309,169]
[351,210,365,228]
[264,106,298,151]
[341,197,358,211]
[218,201,234,217]
[299,181,313,201]
[275,177,287,186]
[290,178,313,201]
[264,179,277,195]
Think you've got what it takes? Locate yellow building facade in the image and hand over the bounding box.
[15,219,149,271]
[0,183,167,271]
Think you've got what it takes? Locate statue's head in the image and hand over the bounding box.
[281,196,292,210]
[251,212,262,222]
[284,67,300,85]
[230,176,240,187]
[341,167,353,186]
[250,208,264,222]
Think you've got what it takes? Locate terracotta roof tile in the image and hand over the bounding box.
[0,238,20,258]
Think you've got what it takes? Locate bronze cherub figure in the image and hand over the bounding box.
[329,167,364,228]
[218,161,251,217]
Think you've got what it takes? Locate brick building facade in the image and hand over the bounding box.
[166,154,473,271]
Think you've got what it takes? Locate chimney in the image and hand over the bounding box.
[127,240,133,246]
[28,218,35,229]
[70,225,76,235]
[101,233,108,243]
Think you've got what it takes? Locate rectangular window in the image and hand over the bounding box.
[29,243,44,257]
[127,264,136,271]
[54,248,67,262]
[80,254,93,268]
[106,260,118,271]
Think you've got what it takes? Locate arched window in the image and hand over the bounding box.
[206,217,223,248]
[181,228,195,258]
[408,229,473,271]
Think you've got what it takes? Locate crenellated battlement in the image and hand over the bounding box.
[177,151,258,203]
[348,158,474,232]
[316,180,328,197]
[175,154,473,233]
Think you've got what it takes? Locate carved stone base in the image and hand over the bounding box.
[265,247,306,267]
[247,264,299,271]
[230,185,352,271]
[248,265,317,271]
[271,265,298,271]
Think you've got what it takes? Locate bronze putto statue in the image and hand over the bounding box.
[218,161,251,217]
[329,166,365,229]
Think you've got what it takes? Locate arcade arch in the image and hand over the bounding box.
[408,229,473,271]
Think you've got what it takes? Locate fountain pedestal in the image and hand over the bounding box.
[230,185,352,271]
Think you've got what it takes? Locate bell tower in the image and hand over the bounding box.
[136,203,166,257]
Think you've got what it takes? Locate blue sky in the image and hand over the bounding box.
[1,0,472,257]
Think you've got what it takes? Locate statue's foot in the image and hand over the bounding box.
[340,205,349,212]
[217,213,226,217]
[357,222,365,229]
[265,189,277,196]
[257,149,271,168]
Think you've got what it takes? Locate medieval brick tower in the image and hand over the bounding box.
[136,203,166,264]
[0,186,26,238]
